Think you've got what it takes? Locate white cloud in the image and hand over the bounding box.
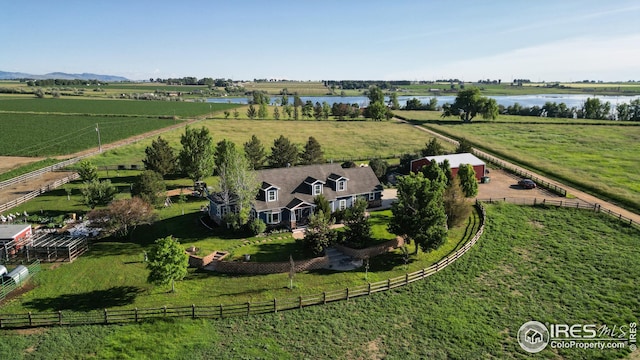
[385,33,640,81]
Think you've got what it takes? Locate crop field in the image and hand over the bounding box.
[89,118,454,167]
[400,112,640,211]
[0,98,237,117]
[241,81,331,95]
[0,203,637,358]
[0,114,178,157]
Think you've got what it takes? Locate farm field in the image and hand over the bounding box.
[0,204,637,358]
[241,81,331,95]
[0,98,237,117]
[89,118,454,167]
[0,114,178,157]
[396,110,640,212]
[397,82,640,96]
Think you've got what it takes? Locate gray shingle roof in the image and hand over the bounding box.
[253,163,382,212]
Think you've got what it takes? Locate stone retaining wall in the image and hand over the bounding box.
[212,255,329,274]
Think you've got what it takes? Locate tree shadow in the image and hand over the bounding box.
[23,286,144,311]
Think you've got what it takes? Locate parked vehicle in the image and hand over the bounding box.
[518,179,536,189]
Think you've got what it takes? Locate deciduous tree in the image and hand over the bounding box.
[388,172,447,254]
[87,197,156,239]
[368,158,388,180]
[178,126,215,184]
[81,179,117,209]
[441,88,498,122]
[216,144,259,226]
[304,210,337,256]
[443,176,471,227]
[342,198,372,248]
[146,235,188,293]
[421,138,445,157]
[457,164,478,197]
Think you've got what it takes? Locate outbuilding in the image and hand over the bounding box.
[0,224,32,246]
[410,153,486,181]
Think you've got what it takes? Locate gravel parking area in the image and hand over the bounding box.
[477,167,560,200]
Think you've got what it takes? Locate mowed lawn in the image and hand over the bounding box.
[0,204,637,359]
[91,119,451,166]
[396,110,640,211]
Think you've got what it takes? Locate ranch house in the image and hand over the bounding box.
[208,163,383,229]
[410,153,486,181]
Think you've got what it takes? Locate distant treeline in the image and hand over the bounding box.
[324,80,412,89]
[502,98,640,121]
[153,77,233,87]
[24,79,104,86]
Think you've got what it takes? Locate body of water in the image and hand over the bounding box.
[207,94,640,109]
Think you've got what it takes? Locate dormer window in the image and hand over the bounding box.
[337,180,346,191]
[313,183,323,195]
[267,189,277,202]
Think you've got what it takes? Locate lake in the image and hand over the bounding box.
[207,94,640,108]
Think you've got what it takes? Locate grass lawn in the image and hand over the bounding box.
[396,110,640,212]
[0,203,637,359]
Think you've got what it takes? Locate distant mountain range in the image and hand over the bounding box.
[0,71,129,82]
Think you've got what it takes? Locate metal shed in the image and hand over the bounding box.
[0,265,7,277]
[3,265,28,285]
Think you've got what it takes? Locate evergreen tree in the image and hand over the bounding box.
[214,139,236,173]
[243,135,266,170]
[421,138,445,157]
[143,136,177,178]
[273,106,280,120]
[313,194,331,221]
[300,136,324,165]
[247,104,257,119]
[81,180,117,209]
[343,198,372,248]
[131,170,166,207]
[268,135,298,168]
[78,160,99,182]
[258,102,268,119]
[304,210,337,256]
[443,176,471,227]
[455,138,473,153]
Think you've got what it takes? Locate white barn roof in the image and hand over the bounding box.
[0,224,31,240]
[424,153,485,168]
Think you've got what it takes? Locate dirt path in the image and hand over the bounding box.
[0,116,205,212]
[405,120,640,224]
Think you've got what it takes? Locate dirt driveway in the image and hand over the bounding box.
[477,168,564,201]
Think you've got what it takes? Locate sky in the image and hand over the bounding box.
[1,0,639,82]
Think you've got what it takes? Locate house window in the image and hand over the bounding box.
[267,211,281,224]
[313,183,322,195]
[369,192,375,201]
[337,180,346,191]
[267,189,277,202]
[339,199,347,211]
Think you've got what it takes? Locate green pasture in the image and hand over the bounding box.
[395,110,640,211]
[0,98,237,117]
[0,203,637,359]
[89,118,453,167]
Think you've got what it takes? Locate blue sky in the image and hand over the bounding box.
[1,0,639,81]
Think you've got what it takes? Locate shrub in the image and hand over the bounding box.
[247,218,266,235]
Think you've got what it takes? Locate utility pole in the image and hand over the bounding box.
[96,123,102,152]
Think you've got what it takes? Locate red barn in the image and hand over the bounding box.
[410,153,486,181]
[0,224,32,247]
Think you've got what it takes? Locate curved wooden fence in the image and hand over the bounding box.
[0,204,486,329]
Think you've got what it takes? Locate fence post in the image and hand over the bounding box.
[246,302,250,316]
[28,312,32,327]
[163,306,167,317]
[387,278,391,289]
[273,299,277,313]
[192,304,196,319]
[104,309,108,324]
[135,308,138,322]
[299,296,303,309]
[323,292,326,304]
[58,311,62,325]
[346,288,350,301]
[368,283,371,295]
[219,304,223,318]
[405,273,409,285]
